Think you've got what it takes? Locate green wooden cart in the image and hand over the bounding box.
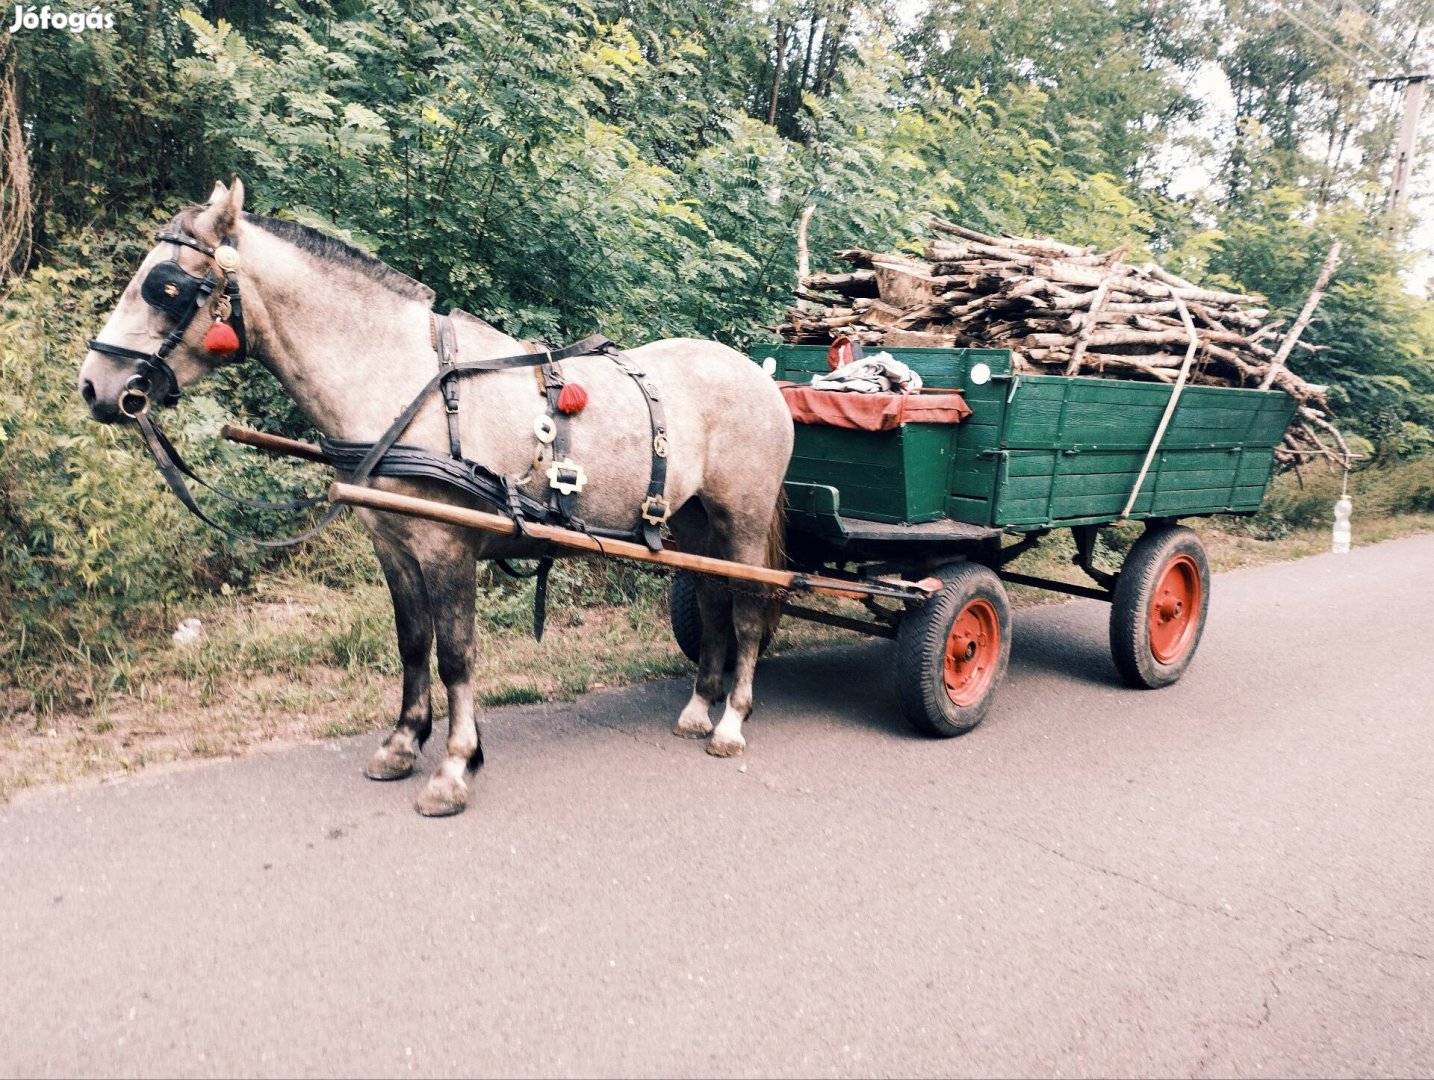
[670,345,1298,736]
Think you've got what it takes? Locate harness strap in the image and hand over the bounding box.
[142,420,325,513]
[433,313,462,459]
[223,263,248,359]
[538,358,579,521]
[531,556,554,641]
[605,347,670,551]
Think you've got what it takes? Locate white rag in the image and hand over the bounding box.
[810,352,923,394]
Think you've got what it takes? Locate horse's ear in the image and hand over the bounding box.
[196,177,245,238]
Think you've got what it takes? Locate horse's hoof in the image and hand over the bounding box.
[673,696,715,738]
[673,714,714,739]
[364,744,417,781]
[415,774,469,817]
[706,731,746,758]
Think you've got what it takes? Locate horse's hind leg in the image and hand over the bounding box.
[415,552,482,817]
[673,580,730,739]
[691,502,778,758]
[708,590,766,757]
[365,537,434,781]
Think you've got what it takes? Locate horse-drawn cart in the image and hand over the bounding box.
[83,189,1298,813]
[665,345,1298,735]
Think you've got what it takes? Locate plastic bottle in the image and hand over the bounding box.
[1332,496,1352,554]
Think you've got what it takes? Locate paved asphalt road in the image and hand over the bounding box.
[3,535,1432,1079]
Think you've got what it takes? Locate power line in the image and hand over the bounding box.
[1295,0,1399,70]
[1342,0,1430,67]
[1270,0,1382,72]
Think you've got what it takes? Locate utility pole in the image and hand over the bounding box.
[1372,69,1430,241]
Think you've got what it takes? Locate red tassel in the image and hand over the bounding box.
[204,320,240,355]
[557,381,588,415]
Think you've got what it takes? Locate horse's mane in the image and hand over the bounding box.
[170,205,436,304]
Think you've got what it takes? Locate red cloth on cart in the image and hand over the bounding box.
[778,383,972,432]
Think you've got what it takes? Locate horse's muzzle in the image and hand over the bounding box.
[79,376,120,424]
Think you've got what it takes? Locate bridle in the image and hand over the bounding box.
[87,229,247,417]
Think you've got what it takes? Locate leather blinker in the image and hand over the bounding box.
[141,260,208,322]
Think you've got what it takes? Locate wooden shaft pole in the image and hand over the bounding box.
[221,423,331,464]
[328,482,936,602]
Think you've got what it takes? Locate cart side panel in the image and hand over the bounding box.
[990,444,1286,526]
[1001,376,1293,451]
[755,346,1009,525]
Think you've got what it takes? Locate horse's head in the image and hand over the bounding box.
[79,179,248,422]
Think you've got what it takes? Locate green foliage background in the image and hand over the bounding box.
[2,0,1433,686]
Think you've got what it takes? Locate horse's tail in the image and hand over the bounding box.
[763,488,787,636]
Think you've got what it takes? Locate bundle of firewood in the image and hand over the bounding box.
[780,217,1350,467]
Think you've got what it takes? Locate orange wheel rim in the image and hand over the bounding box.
[943,598,1001,707]
[1149,554,1201,664]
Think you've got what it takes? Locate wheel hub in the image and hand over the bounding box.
[1148,554,1201,665]
[943,598,1000,707]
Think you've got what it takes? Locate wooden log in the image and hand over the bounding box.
[862,299,914,328]
[924,239,971,261]
[792,288,844,307]
[833,248,877,267]
[795,206,815,312]
[882,329,958,348]
[1259,240,1342,390]
[872,258,937,308]
[929,217,1094,258]
[801,270,878,297]
[1065,246,1127,375]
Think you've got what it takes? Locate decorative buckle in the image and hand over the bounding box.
[653,433,669,458]
[214,245,241,272]
[534,414,557,445]
[547,458,587,495]
[640,494,670,526]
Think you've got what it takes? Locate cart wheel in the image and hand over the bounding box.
[668,571,773,669]
[895,562,1011,738]
[1109,524,1210,689]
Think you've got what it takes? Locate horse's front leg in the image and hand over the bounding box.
[415,555,482,817]
[365,538,434,781]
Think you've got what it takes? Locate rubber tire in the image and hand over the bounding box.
[1109,524,1210,689]
[668,571,773,669]
[895,561,1012,738]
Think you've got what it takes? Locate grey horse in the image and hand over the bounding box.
[78,179,793,817]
